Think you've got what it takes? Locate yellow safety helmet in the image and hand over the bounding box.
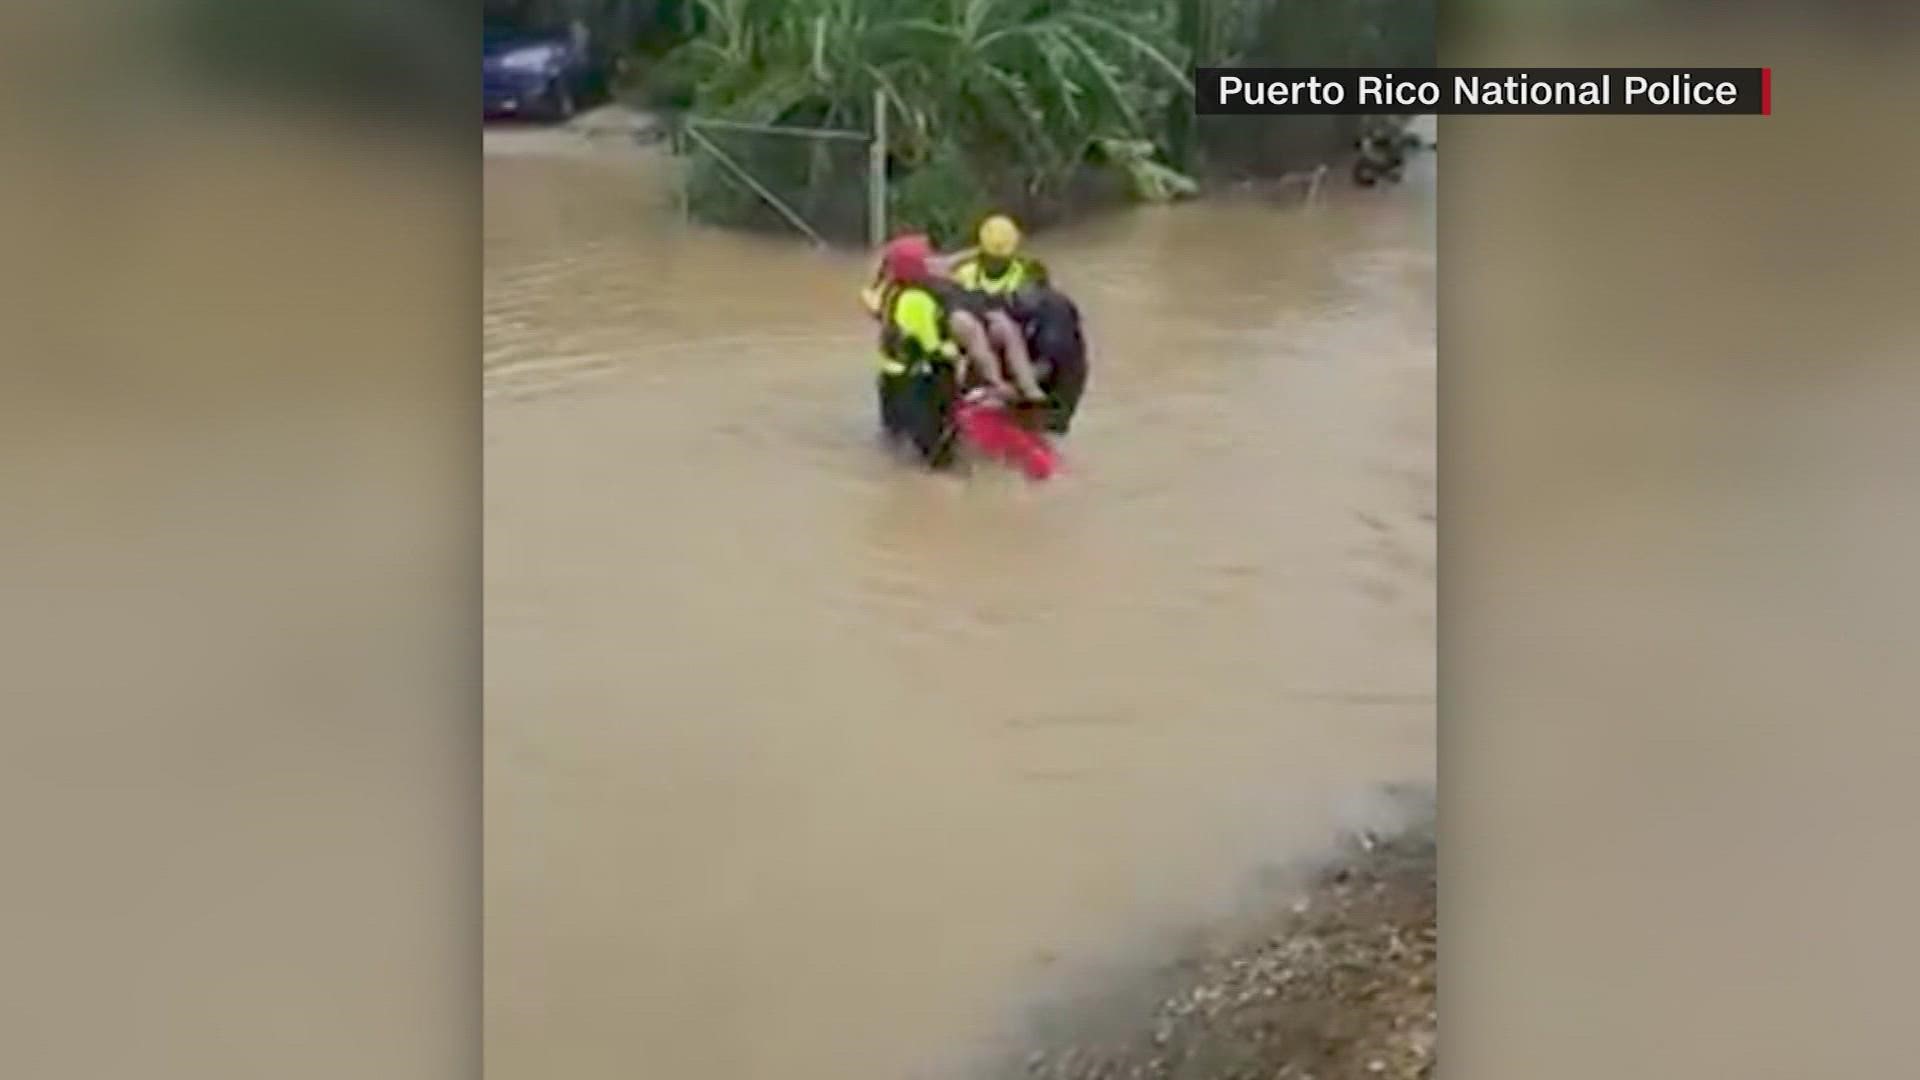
[977,214,1021,258]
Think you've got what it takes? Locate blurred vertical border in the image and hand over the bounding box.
[1442,2,1920,1080]
[0,3,478,1079]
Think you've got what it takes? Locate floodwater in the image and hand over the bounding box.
[484,123,1436,1080]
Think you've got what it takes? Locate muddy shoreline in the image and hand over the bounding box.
[991,793,1436,1080]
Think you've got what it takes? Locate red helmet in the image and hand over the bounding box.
[881,233,933,282]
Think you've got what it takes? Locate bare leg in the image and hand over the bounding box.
[985,309,1045,401]
[948,311,1012,397]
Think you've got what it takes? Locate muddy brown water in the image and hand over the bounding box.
[484,127,1435,1080]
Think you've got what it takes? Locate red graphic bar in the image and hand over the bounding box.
[1762,67,1772,115]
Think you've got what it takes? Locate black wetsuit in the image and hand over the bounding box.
[875,282,962,467]
[1005,285,1088,434]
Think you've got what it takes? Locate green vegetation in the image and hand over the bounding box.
[663,0,1193,245]
[659,0,1434,243]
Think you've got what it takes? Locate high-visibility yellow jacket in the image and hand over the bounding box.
[876,282,959,376]
[951,254,1046,296]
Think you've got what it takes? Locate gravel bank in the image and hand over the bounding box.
[997,809,1436,1080]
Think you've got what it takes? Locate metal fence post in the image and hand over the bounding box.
[677,118,690,224]
[868,89,888,248]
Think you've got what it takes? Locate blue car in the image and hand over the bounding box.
[484,16,612,122]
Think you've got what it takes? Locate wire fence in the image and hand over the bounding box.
[675,93,888,249]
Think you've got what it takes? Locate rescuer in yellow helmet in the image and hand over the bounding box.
[941,214,1050,403]
[864,215,1034,311]
[952,214,1047,296]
